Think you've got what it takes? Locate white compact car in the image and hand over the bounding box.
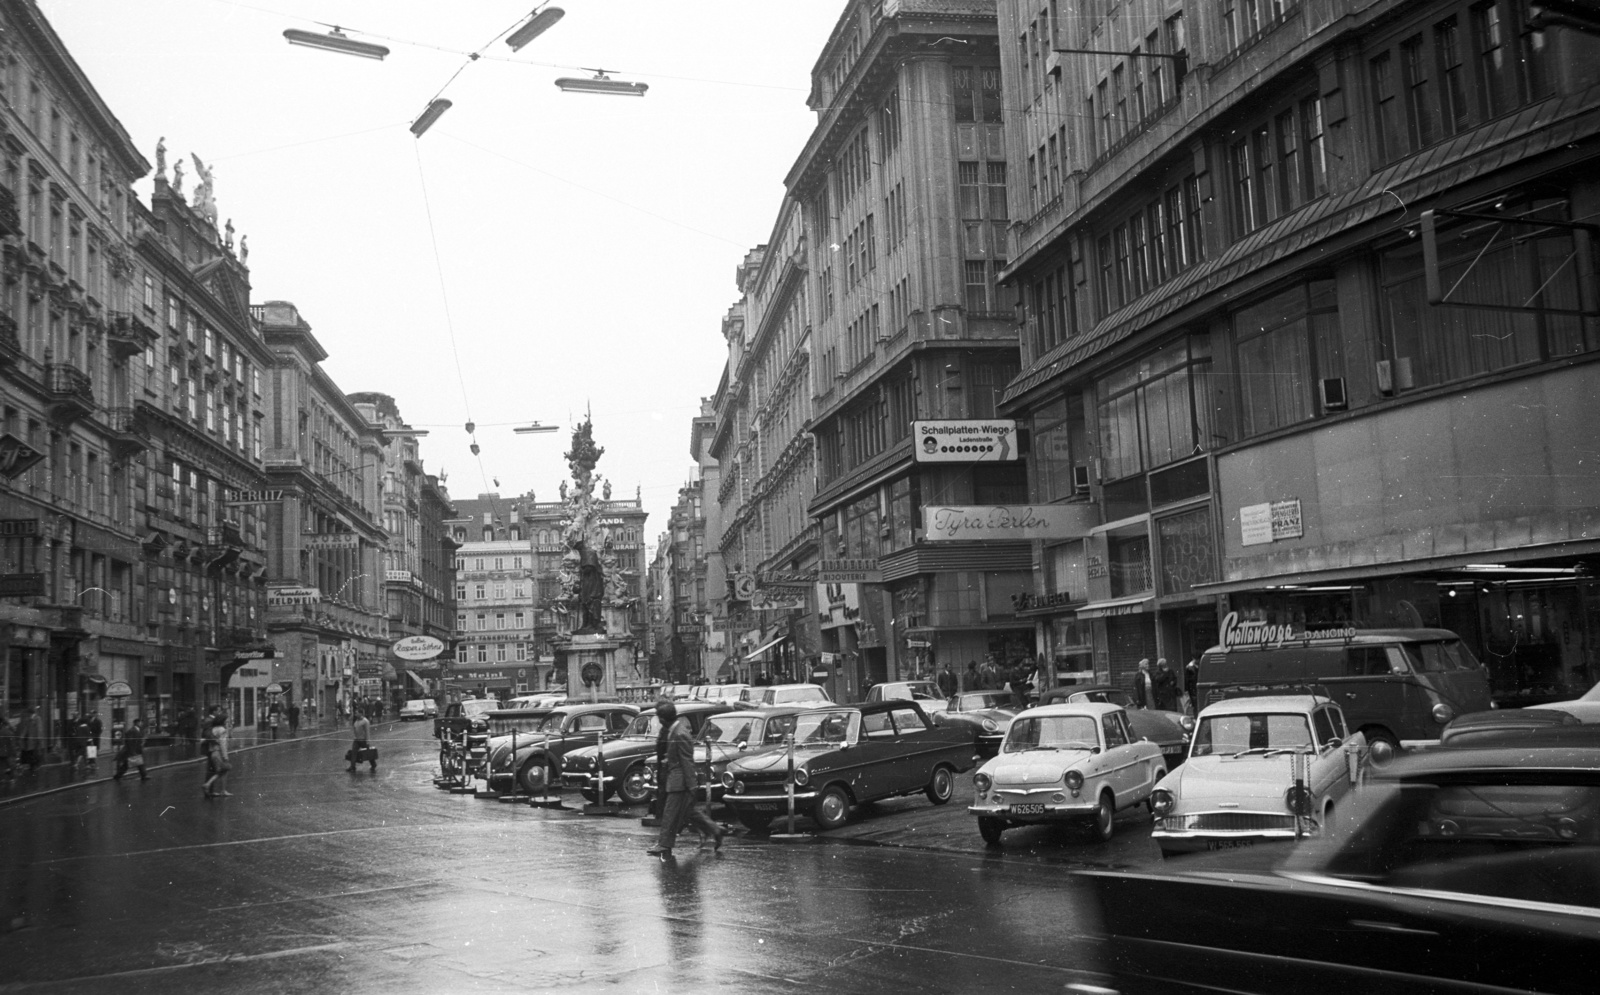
[968,701,1166,845]
[1151,695,1366,857]
[399,699,438,721]
[1527,680,1600,723]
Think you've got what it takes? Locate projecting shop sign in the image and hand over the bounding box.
[912,420,1018,462]
[923,505,1086,541]
[266,586,321,607]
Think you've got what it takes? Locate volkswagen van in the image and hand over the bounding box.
[1198,615,1492,759]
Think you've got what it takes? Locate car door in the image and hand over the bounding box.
[848,709,904,800]
[1098,710,1146,801]
[1308,706,1354,804]
[886,704,943,792]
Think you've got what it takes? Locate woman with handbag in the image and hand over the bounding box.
[115,719,148,782]
[202,715,232,799]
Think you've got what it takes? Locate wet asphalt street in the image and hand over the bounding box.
[0,722,1164,994]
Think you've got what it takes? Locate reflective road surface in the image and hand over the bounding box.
[0,724,1146,994]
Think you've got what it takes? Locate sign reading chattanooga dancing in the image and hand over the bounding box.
[923,505,1084,541]
[912,420,1018,463]
[1218,611,1358,651]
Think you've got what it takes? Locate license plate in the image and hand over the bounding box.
[1009,803,1046,815]
[750,803,779,812]
[1207,839,1256,851]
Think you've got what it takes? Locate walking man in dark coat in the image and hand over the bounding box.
[646,701,722,857]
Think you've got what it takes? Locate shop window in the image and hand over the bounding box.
[1107,533,1153,599]
[1156,507,1216,596]
[1096,334,1216,484]
[1031,392,1088,503]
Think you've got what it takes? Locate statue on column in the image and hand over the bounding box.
[558,417,611,635]
[171,159,185,199]
[190,154,218,225]
[155,137,167,182]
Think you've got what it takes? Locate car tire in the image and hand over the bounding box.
[978,816,1005,846]
[1091,790,1116,842]
[618,764,652,806]
[518,757,554,794]
[924,765,955,805]
[738,812,774,833]
[813,784,852,831]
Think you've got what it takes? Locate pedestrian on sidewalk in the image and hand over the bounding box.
[646,701,722,858]
[88,712,103,760]
[347,711,375,772]
[202,715,232,799]
[19,706,43,773]
[69,714,92,771]
[0,713,16,780]
[115,719,148,781]
[287,702,300,736]
[268,707,280,741]
[936,664,957,699]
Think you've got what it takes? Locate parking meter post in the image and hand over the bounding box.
[785,735,796,835]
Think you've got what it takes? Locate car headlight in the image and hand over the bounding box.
[973,772,992,794]
[1285,784,1314,816]
[733,780,746,794]
[1065,770,1084,792]
[1150,788,1175,817]
[720,771,734,787]
[793,767,810,786]
[1432,702,1455,724]
[981,719,998,732]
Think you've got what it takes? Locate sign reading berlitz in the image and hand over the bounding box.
[912,420,1018,463]
[923,505,1085,541]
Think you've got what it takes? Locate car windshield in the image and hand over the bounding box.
[534,713,568,733]
[1070,689,1133,708]
[1301,778,1600,909]
[791,710,858,745]
[956,692,1014,711]
[1400,640,1480,672]
[1004,715,1099,752]
[626,713,663,736]
[1192,713,1315,756]
[461,700,498,717]
[777,687,826,703]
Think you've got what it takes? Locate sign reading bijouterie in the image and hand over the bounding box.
[0,573,45,597]
[817,559,882,584]
[923,505,1085,542]
[1218,611,1358,651]
[266,586,321,607]
[912,420,1018,463]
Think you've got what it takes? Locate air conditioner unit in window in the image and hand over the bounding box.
[1376,360,1394,394]
[1072,463,1093,496]
[1394,357,1415,390]
[1318,377,1348,411]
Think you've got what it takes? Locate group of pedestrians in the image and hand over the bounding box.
[0,707,46,779]
[1132,657,1193,713]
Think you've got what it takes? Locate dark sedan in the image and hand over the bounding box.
[559,701,730,804]
[719,701,976,833]
[642,707,811,804]
[929,691,1020,757]
[1077,743,1600,994]
[1038,684,1192,768]
[485,703,638,793]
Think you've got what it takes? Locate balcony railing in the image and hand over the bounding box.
[103,407,151,459]
[106,311,160,359]
[44,364,95,424]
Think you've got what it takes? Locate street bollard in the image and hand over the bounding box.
[581,735,622,816]
[497,729,524,803]
[769,733,813,843]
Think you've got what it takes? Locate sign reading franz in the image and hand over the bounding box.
[912,420,1018,463]
[923,505,1085,542]
[1239,499,1304,546]
[1218,611,1358,651]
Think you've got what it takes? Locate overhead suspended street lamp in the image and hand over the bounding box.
[410,98,453,137]
[513,422,558,434]
[506,6,565,51]
[283,27,391,60]
[554,70,648,97]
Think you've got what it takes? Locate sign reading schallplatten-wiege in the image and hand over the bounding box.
[912,420,1018,462]
[922,505,1086,542]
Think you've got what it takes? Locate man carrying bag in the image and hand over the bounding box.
[346,712,376,773]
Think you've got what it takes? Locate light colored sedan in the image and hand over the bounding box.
[1151,695,1366,857]
[1527,680,1600,723]
[968,701,1166,845]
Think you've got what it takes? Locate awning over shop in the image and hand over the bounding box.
[1076,595,1155,619]
[1189,540,1600,596]
[406,670,427,690]
[746,635,787,661]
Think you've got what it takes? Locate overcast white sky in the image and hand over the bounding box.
[39,0,842,537]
